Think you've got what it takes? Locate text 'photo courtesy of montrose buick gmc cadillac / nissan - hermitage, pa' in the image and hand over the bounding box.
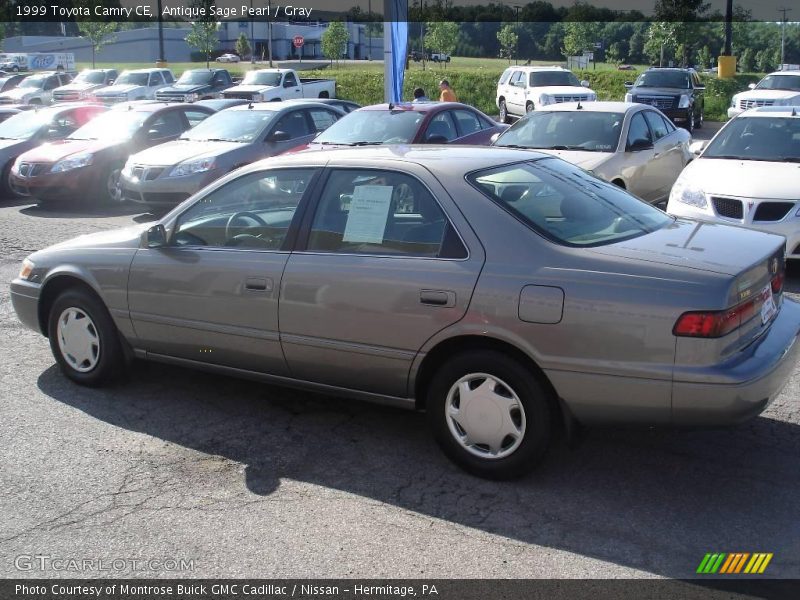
[10,147,800,480]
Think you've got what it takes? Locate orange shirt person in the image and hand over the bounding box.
[438,79,458,102]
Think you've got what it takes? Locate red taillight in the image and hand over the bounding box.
[674,299,756,338]
[771,272,784,295]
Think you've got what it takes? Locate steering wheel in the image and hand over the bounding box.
[225,211,268,242]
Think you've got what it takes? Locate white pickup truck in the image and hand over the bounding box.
[92,68,175,104]
[222,69,336,102]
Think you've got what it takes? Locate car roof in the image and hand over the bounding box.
[245,145,549,173]
[645,67,695,73]
[227,101,341,112]
[112,102,206,115]
[765,71,800,77]
[739,106,800,117]
[529,101,639,113]
[505,66,571,73]
[357,102,472,113]
[119,68,170,73]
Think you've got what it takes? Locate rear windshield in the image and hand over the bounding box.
[468,158,672,247]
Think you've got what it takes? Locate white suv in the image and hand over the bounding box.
[92,68,174,104]
[496,66,597,122]
[728,70,800,119]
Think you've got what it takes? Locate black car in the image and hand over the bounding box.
[155,69,234,102]
[624,68,705,132]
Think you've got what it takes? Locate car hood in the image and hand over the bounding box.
[0,88,37,100]
[733,89,800,101]
[38,223,149,256]
[0,138,28,152]
[630,87,686,96]
[588,218,784,276]
[56,82,104,92]
[18,138,121,163]
[534,85,595,96]
[680,158,800,200]
[95,85,142,95]
[129,139,244,166]
[160,84,210,93]
[225,84,275,93]
[528,149,612,170]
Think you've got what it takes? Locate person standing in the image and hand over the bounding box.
[438,79,457,102]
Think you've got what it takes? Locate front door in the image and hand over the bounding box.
[279,166,485,398]
[127,168,318,375]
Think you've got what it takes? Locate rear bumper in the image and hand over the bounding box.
[10,278,42,334]
[671,297,800,425]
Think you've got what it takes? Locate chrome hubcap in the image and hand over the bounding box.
[445,373,526,460]
[56,307,100,372]
[107,168,122,203]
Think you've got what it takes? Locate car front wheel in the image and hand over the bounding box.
[525,101,534,113]
[499,100,510,124]
[427,350,552,479]
[48,288,125,386]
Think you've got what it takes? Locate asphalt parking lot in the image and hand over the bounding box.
[1,131,798,581]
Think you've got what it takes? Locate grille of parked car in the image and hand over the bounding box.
[223,91,258,100]
[632,95,676,110]
[155,91,194,102]
[17,163,48,177]
[131,166,166,181]
[53,91,81,101]
[739,99,775,110]
[753,202,795,222]
[553,94,590,103]
[96,94,128,103]
[711,196,744,220]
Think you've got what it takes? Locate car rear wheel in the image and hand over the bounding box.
[427,350,552,479]
[525,101,534,113]
[499,100,510,124]
[48,288,124,386]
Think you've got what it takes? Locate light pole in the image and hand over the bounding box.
[250,0,255,63]
[513,5,521,66]
[779,7,792,68]
[368,0,372,61]
[156,0,165,66]
[267,0,273,67]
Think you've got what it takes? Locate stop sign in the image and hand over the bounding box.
[293,35,304,48]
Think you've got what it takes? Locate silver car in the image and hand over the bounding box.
[10,147,800,479]
[119,101,344,209]
[493,101,693,203]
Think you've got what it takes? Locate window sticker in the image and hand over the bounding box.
[342,185,394,243]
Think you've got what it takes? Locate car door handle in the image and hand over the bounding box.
[245,277,273,292]
[420,289,456,307]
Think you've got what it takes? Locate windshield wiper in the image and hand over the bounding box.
[538,145,591,151]
[495,143,533,149]
[202,138,235,142]
[340,141,385,146]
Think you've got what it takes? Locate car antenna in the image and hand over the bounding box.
[793,107,798,117]
[248,101,253,109]
[127,104,132,111]
[389,102,394,110]
[577,100,583,110]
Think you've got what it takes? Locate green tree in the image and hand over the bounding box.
[186,21,219,68]
[425,22,459,68]
[696,46,712,69]
[562,22,598,58]
[75,21,117,68]
[605,42,624,65]
[496,24,518,63]
[235,33,251,61]
[321,21,349,66]
[645,22,679,66]
[738,48,755,72]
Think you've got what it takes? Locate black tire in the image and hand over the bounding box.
[0,160,13,198]
[695,106,704,129]
[47,288,125,386]
[525,101,534,114]
[426,350,552,480]
[95,161,125,204]
[684,110,694,134]
[499,100,510,124]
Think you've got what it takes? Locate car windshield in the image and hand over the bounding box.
[179,109,276,143]
[315,110,425,144]
[73,70,107,84]
[19,76,46,89]
[468,158,672,247]
[114,72,149,86]
[68,110,145,141]
[495,111,624,152]
[755,74,800,92]
[529,72,581,87]
[242,71,282,86]
[635,71,690,89]
[0,109,51,139]
[177,71,214,85]
[702,117,800,161]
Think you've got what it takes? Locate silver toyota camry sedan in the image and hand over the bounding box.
[10,147,800,479]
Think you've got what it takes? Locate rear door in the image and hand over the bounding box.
[622,111,660,202]
[643,109,684,200]
[278,165,485,398]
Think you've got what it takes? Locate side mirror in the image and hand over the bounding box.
[624,82,633,89]
[268,130,291,143]
[689,140,707,155]
[146,224,167,248]
[580,80,590,88]
[627,138,654,152]
[425,134,449,144]
[490,132,501,144]
[748,82,756,90]
[107,79,115,85]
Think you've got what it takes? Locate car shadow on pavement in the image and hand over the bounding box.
[36,359,800,580]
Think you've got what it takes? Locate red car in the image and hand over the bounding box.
[10,102,213,207]
[289,101,507,152]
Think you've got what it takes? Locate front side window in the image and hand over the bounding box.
[145,111,185,139]
[183,109,211,128]
[626,112,652,148]
[272,110,311,138]
[643,111,669,140]
[307,169,466,258]
[174,169,315,250]
[284,72,298,87]
[468,159,672,247]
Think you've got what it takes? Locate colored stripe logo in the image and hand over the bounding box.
[697,553,773,574]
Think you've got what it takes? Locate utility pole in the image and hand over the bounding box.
[268,0,274,67]
[250,0,255,63]
[368,0,372,61]
[156,0,165,66]
[513,5,521,66]
[779,7,792,68]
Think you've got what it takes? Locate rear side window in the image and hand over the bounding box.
[453,109,482,135]
[306,169,466,259]
[307,108,339,133]
[468,158,671,247]
[183,109,211,128]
